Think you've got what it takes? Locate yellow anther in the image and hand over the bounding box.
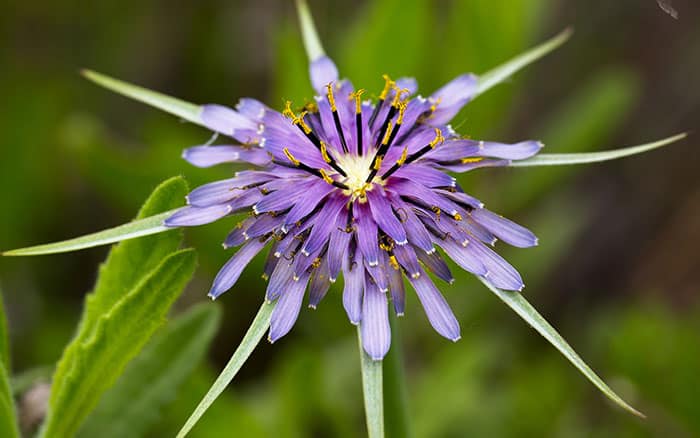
[351,89,366,113]
[453,213,463,221]
[379,74,395,100]
[326,83,337,112]
[373,155,384,171]
[304,101,318,113]
[283,147,300,166]
[429,128,444,148]
[381,121,394,145]
[319,168,334,185]
[283,100,295,119]
[295,111,312,134]
[312,257,322,269]
[431,206,442,220]
[320,141,332,163]
[389,255,400,270]
[397,146,409,166]
[391,87,409,107]
[429,97,442,113]
[460,157,484,164]
[396,100,408,124]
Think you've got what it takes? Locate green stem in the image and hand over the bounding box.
[383,314,411,438]
[358,327,384,438]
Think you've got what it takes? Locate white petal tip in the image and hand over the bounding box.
[308,304,317,310]
[396,312,405,317]
[451,335,462,342]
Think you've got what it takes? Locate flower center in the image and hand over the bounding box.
[335,153,377,200]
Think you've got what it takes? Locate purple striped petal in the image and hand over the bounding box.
[432,235,487,276]
[244,214,284,241]
[470,209,538,248]
[428,74,478,124]
[301,196,346,255]
[467,238,525,291]
[200,104,258,141]
[364,253,390,293]
[235,98,268,121]
[361,277,391,360]
[367,188,407,245]
[308,259,331,308]
[209,238,267,299]
[310,55,339,95]
[390,197,435,253]
[417,250,454,284]
[390,164,456,188]
[410,273,461,341]
[187,172,273,207]
[182,145,270,168]
[266,258,295,301]
[393,244,421,279]
[164,204,232,227]
[388,266,406,316]
[223,216,256,249]
[283,182,336,229]
[342,253,364,324]
[438,158,511,173]
[269,271,310,342]
[477,140,543,160]
[355,203,379,266]
[327,216,352,282]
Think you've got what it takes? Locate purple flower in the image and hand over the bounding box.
[165,55,542,360]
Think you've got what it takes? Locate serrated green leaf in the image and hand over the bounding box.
[0,287,19,438]
[479,278,644,418]
[359,327,384,438]
[509,133,687,167]
[177,301,274,438]
[82,70,203,125]
[40,248,197,438]
[475,28,572,100]
[295,0,325,61]
[79,303,221,438]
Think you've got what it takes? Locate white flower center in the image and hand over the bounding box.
[335,153,378,199]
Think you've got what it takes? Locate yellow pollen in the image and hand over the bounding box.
[282,100,295,119]
[351,89,366,113]
[396,100,408,124]
[312,257,322,269]
[373,155,384,171]
[453,213,463,221]
[389,255,399,270]
[319,168,334,185]
[379,74,395,100]
[429,128,444,148]
[460,157,484,164]
[381,121,394,145]
[429,97,442,113]
[397,146,408,165]
[283,147,300,166]
[320,141,332,163]
[391,87,409,107]
[326,83,337,112]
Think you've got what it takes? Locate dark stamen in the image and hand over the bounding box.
[276,149,350,190]
[326,84,349,154]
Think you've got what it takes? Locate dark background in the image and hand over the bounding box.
[1,0,698,436]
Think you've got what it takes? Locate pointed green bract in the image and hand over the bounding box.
[359,328,385,438]
[177,301,275,438]
[82,69,204,125]
[79,303,222,438]
[0,288,19,438]
[479,278,644,418]
[2,177,188,256]
[475,28,572,99]
[39,178,197,438]
[510,133,687,167]
[295,0,325,61]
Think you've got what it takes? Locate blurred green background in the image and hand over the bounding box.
[1,0,699,436]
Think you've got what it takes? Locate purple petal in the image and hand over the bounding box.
[428,74,478,124]
[467,238,525,291]
[186,172,273,207]
[390,164,456,188]
[410,273,461,341]
[361,277,391,360]
[182,145,270,168]
[470,209,538,248]
[310,55,339,95]
[266,258,295,301]
[223,216,256,249]
[164,204,232,227]
[235,98,268,122]
[244,214,285,241]
[283,182,336,229]
[390,197,434,253]
[364,252,390,293]
[388,179,462,218]
[209,238,267,299]
[477,140,543,160]
[253,179,317,214]
[327,215,352,282]
[437,158,511,173]
[395,77,418,95]
[355,203,379,266]
[388,266,406,316]
[432,235,487,276]
[301,196,347,256]
[367,188,407,245]
[269,272,310,342]
[393,244,422,279]
[308,259,331,309]
[342,253,364,324]
[200,104,258,141]
[416,250,454,284]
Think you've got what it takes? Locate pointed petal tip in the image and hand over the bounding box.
[308,304,317,310]
[452,335,462,342]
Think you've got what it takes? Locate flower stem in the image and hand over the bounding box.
[383,314,412,438]
[358,327,384,438]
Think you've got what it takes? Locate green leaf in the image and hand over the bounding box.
[41,249,197,438]
[39,177,196,438]
[176,301,274,438]
[479,278,644,418]
[82,69,203,126]
[509,133,687,167]
[79,303,222,438]
[359,327,384,438]
[1,177,187,256]
[295,0,325,61]
[475,28,572,100]
[0,287,19,438]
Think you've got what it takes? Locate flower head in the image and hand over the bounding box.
[165,55,541,360]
